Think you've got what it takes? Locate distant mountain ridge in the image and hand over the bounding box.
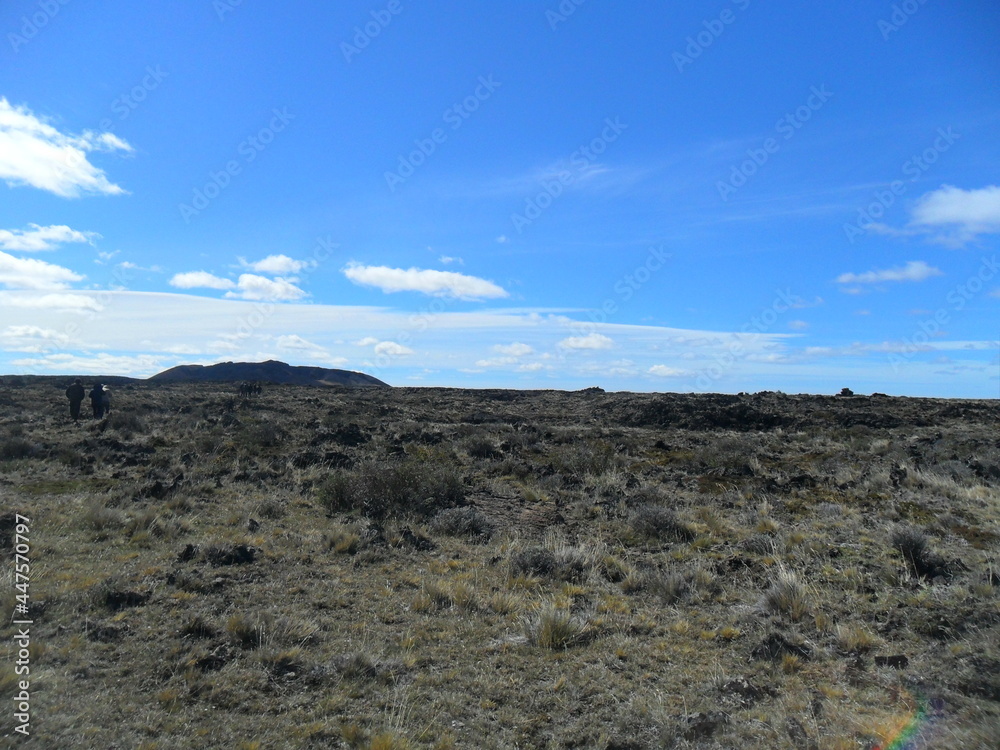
[148,360,389,387]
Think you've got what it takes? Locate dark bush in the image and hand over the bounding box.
[429,507,496,541]
[0,437,39,460]
[891,525,954,579]
[316,458,464,520]
[510,547,557,577]
[465,437,501,460]
[628,505,695,542]
[891,525,928,567]
[106,410,146,437]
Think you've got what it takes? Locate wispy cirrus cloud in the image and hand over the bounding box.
[835,260,942,285]
[0,224,100,252]
[343,263,508,300]
[0,291,102,312]
[0,98,132,197]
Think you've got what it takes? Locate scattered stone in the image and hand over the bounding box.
[87,623,127,642]
[719,676,774,708]
[681,711,728,741]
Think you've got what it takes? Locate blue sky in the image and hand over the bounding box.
[1,0,999,396]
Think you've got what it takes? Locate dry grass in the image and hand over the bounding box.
[0,380,998,748]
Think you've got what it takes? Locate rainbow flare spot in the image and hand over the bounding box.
[873,692,935,750]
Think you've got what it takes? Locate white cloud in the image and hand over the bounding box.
[276,334,325,352]
[171,271,305,301]
[558,333,613,350]
[648,364,685,377]
[354,337,379,346]
[228,274,306,301]
[343,263,508,300]
[438,255,463,265]
[0,98,132,197]
[496,236,508,244]
[374,341,414,356]
[169,271,236,290]
[0,325,70,352]
[494,342,533,356]
[0,224,99,252]
[244,254,314,275]
[475,356,517,368]
[911,185,1000,244]
[0,250,84,289]
[788,320,809,331]
[835,260,942,285]
[12,352,162,376]
[518,362,545,372]
[0,291,102,312]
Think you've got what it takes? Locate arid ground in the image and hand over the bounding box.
[1,379,999,749]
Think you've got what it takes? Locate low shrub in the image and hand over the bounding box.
[524,604,589,649]
[429,506,495,541]
[316,459,465,520]
[0,437,38,461]
[628,505,695,542]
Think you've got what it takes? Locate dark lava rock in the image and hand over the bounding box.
[719,676,776,708]
[102,589,149,611]
[751,632,812,661]
[682,711,728,741]
[204,543,256,566]
[873,654,909,669]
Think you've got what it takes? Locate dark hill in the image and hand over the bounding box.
[148,360,389,387]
